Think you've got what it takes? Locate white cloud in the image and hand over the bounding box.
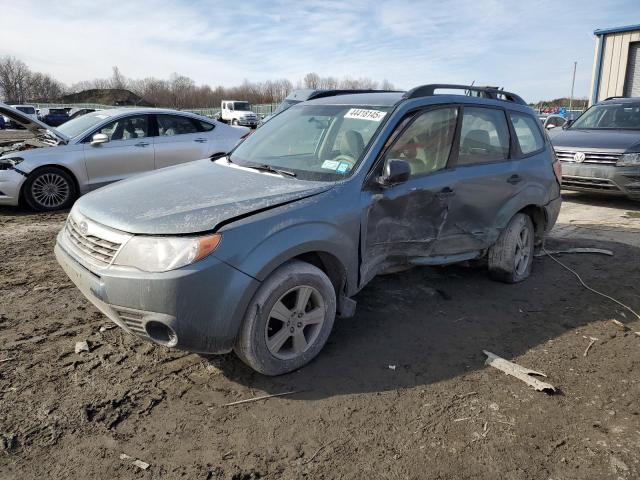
[1,0,638,100]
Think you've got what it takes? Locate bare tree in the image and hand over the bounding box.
[0,56,32,102]
[110,66,127,90]
[303,72,321,89]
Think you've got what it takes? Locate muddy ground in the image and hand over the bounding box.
[1,192,639,479]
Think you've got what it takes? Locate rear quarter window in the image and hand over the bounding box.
[510,112,545,155]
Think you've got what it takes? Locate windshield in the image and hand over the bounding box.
[571,103,640,130]
[230,104,390,181]
[16,106,35,114]
[57,112,112,138]
[233,102,252,111]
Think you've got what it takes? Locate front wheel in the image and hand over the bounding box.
[488,213,534,283]
[23,167,77,211]
[232,119,239,126]
[234,260,336,375]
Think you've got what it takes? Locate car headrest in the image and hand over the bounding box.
[340,130,365,158]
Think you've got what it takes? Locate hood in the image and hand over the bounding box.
[550,128,640,153]
[75,159,333,235]
[0,103,68,143]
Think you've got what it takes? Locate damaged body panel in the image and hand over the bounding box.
[56,85,562,375]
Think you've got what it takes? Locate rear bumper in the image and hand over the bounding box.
[543,195,562,232]
[55,234,260,354]
[560,162,640,198]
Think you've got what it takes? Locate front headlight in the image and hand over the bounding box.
[618,153,640,167]
[113,234,221,272]
[0,157,24,170]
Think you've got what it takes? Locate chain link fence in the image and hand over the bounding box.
[29,102,280,118]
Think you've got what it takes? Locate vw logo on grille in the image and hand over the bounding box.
[79,221,88,235]
[573,151,586,163]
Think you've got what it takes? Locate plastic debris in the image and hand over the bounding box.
[133,459,150,470]
[483,350,557,394]
[74,341,90,354]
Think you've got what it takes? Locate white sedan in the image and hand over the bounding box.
[0,104,249,211]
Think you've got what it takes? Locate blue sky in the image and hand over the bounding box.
[2,0,639,102]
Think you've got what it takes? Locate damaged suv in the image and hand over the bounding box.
[55,85,562,375]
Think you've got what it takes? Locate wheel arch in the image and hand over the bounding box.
[20,164,80,204]
[518,204,547,246]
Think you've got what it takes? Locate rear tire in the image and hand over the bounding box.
[23,167,77,212]
[234,260,336,375]
[488,213,534,283]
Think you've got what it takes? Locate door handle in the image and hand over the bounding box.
[507,174,522,184]
[135,142,150,147]
[436,187,455,198]
[194,138,208,143]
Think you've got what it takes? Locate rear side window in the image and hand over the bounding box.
[157,115,199,136]
[510,112,544,155]
[458,107,510,165]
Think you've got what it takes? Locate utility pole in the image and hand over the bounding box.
[569,61,577,112]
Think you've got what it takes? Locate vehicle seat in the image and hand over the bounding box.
[340,130,364,161]
[122,122,138,139]
[461,129,490,161]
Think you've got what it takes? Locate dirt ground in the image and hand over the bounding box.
[1,192,639,480]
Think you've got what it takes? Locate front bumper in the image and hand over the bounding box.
[237,118,258,127]
[0,168,26,206]
[55,232,260,354]
[561,162,640,198]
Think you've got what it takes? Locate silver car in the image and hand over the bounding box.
[0,104,248,211]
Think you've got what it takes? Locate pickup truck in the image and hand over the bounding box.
[220,100,259,128]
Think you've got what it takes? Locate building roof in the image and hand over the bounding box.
[593,24,640,36]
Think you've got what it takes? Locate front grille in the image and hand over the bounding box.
[555,149,622,165]
[65,216,121,266]
[113,306,149,337]
[561,175,620,191]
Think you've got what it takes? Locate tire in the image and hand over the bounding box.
[488,213,534,283]
[234,260,337,375]
[232,119,239,126]
[23,167,77,212]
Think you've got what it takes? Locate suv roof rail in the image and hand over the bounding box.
[603,96,627,101]
[308,89,402,100]
[403,84,527,105]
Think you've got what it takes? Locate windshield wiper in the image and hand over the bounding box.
[247,164,297,178]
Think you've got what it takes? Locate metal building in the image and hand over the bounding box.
[590,24,640,105]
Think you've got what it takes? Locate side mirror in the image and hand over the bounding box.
[379,159,411,186]
[563,119,574,130]
[91,133,109,145]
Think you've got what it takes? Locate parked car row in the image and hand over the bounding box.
[3,84,639,375]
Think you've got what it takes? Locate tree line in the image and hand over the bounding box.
[0,56,396,108]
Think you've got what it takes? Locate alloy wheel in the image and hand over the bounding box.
[265,285,326,360]
[514,225,531,275]
[30,173,70,209]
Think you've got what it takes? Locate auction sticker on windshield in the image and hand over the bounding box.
[344,108,387,122]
